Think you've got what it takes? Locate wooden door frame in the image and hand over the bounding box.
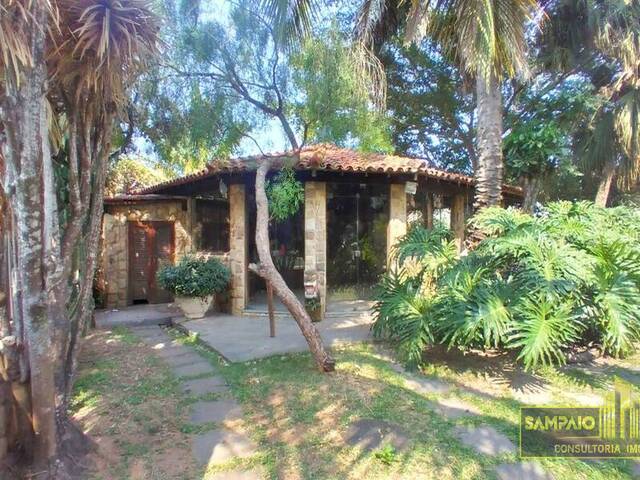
[127,220,176,305]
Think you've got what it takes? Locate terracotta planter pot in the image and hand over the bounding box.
[176,294,215,319]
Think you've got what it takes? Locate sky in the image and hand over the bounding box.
[133,0,354,161]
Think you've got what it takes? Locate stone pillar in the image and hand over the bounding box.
[451,193,466,252]
[387,183,407,267]
[229,184,248,315]
[425,191,434,229]
[304,182,327,317]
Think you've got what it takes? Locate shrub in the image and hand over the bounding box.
[157,255,231,298]
[373,202,640,370]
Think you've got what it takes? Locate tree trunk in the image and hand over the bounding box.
[1,2,58,468]
[522,175,543,213]
[277,112,299,150]
[249,158,335,372]
[473,70,504,210]
[595,157,617,207]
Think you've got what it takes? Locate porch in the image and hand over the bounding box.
[94,302,374,362]
[99,145,523,315]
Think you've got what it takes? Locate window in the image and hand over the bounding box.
[195,199,229,252]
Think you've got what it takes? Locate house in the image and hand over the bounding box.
[99,144,522,315]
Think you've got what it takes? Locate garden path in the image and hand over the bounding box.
[124,324,556,479]
[131,325,264,479]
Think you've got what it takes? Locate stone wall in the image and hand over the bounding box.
[100,200,192,309]
[387,183,407,267]
[304,182,327,316]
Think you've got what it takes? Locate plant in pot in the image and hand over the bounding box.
[305,296,322,322]
[157,255,231,319]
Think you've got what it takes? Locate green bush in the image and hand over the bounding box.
[157,255,231,299]
[373,201,640,370]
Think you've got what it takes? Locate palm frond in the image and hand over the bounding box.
[261,0,319,49]
[469,205,534,236]
[509,295,583,371]
[372,270,436,364]
[589,272,640,357]
[432,0,540,81]
[393,223,452,264]
[51,0,160,112]
[0,0,56,83]
[439,279,513,349]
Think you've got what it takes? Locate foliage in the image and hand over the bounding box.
[381,39,475,172]
[291,28,393,152]
[305,297,320,310]
[266,168,304,222]
[157,255,231,298]
[105,155,171,195]
[374,202,640,370]
[504,121,568,180]
[373,444,398,465]
[539,0,640,197]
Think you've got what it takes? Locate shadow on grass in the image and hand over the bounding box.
[168,329,637,480]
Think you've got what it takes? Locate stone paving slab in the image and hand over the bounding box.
[495,462,554,480]
[153,345,194,359]
[177,313,373,362]
[404,376,452,395]
[182,377,229,396]
[189,399,243,424]
[192,429,257,466]
[173,361,216,378]
[163,352,205,368]
[206,469,264,480]
[434,397,481,420]
[454,426,516,456]
[342,419,409,452]
[95,303,179,328]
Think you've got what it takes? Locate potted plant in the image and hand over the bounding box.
[305,297,322,322]
[157,255,231,319]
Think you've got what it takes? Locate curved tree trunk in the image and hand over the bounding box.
[473,71,504,210]
[595,156,617,207]
[249,158,335,372]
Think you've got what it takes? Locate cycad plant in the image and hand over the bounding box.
[373,202,640,370]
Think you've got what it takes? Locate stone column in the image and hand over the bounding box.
[304,182,327,316]
[387,183,407,267]
[425,191,434,229]
[451,193,466,252]
[229,184,248,315]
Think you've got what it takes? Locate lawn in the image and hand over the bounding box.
[72,327,640,479]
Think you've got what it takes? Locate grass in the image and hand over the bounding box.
[73,326,640,479]
[71,328,199,479]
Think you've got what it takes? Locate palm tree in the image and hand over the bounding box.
[263,0,539,209]
[1,0,159,470]
[541,0,640,207]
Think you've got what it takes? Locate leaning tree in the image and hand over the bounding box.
[0,0,159,475]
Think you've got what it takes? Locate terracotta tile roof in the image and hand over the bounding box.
[133,144,523,196]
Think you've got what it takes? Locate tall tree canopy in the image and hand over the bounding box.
[134,0,391,174]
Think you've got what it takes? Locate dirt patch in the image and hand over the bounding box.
[71,329,199,479]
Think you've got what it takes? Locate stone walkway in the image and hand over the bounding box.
[131,325,263,479]
[127,328,556,479]
[372,347,555,480]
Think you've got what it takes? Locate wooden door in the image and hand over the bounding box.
[128,221,175,304]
